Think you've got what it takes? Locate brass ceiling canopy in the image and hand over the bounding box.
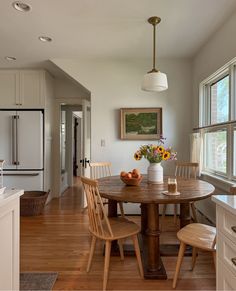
[148,16,161,26]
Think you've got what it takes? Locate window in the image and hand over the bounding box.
[199,58,236,181]
[210,75,229,124]
[204,130,227,175]
[234,128,236,177]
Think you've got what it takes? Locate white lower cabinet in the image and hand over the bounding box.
[217,259,236,290]
[0,190,23,291]
[212,196,236,291]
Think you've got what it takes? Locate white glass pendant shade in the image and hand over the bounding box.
[142,71,168,92]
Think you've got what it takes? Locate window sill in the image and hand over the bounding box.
[200,171,235,193]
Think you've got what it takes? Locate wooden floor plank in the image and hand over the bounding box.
[20,178,216,290]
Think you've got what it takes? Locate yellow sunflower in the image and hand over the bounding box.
[162,151,170,160]
[157,146,164,153]
[134,151,142,160]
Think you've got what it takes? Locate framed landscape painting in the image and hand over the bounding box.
[120,108,162,140]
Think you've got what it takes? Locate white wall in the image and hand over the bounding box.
[192,11,236,222]
[52,78,90,197]
[193,10,236,127]
[52,58,193,178]
[54,77,90,100]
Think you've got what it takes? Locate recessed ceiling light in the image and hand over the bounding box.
[38,36,52,42]
[12,1,31,12]
[5,56,16,61]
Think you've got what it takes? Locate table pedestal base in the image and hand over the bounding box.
[141,234,167,279]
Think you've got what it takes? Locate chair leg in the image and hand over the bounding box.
[174,204,178,224]
[212,251,216,270]
[132,235,144,278]
[118,239,124,261]
[103,240,111,291]
[191,247,197,270]
[82,205,88,213]
[172,242,186,289]
[119,202,125,217]
[87,236,97,272]
[191,202,198,222]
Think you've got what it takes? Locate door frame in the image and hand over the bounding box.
[53,98,91,198]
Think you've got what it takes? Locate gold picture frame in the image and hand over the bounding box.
[120,108,162,140]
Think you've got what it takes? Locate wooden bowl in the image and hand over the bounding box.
[120,175,143,186]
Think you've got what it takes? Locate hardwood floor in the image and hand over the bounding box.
[20,178,216,290]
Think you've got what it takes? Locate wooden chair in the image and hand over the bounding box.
[172,223,216,289]
[162,162,199,225]
[81,176,144,290]
[89,162,124,216]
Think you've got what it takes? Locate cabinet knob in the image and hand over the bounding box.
[231,226,236,233]
[231,258,236,266]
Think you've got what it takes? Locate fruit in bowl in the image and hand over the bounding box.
[120,169,142,186]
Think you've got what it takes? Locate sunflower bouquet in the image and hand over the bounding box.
[134,139,177,163]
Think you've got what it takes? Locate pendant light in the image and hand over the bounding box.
[142,16,168,92]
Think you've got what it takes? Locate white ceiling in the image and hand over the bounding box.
[0,0,236,68]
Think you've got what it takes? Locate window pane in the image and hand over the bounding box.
[211,75,229,124]
[205,130,227,174]
[234,129,236,176]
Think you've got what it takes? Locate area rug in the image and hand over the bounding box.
[20,272,58,290]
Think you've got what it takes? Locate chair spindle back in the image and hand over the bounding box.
[90,162,112,179]
[81,176,113,239]
[175,162,199,179]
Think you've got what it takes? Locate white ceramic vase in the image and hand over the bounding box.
[147,162,163,184]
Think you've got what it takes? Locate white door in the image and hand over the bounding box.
[82,100,91,178]
[76,117,83,177]
[17,110,43,169]
[0,110,17,169]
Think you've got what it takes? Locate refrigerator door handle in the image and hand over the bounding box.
[12,115,17,165]
[3,173,39,176]
[15,115,19,166]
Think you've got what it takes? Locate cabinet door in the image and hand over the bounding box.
[0,110,17,169]
[0,71,20,107]
[20,71,45,108]
[0,198,20,291]
[17,110,44,169]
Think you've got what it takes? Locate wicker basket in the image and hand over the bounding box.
[20,190,49,216]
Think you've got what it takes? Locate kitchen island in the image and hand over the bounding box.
[0,189,24,291]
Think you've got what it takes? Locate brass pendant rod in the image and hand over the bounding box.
[152,23,156,71]
[147,16,161,73]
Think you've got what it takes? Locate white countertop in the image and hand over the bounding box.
[212,195,236,216]
[0,189,24,207]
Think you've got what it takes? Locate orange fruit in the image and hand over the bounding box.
[120,171,127,177]
[127,173,132,179]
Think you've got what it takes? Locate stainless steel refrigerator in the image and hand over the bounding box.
[0,110,44,190]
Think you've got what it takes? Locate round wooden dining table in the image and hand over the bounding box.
[98,175,215,280]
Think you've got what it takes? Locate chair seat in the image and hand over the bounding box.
[90,217,141,240]
[177,223,216,251]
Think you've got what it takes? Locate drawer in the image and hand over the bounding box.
[217,206,236,245]
[217,259,236,291]
[218,232,236,277]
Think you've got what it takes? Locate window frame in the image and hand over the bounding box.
[199,57,236,182]
[203,127,228,177]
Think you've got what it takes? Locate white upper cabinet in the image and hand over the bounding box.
[0,70,20,107]
[19,70,45,107]
[0,70,45,108]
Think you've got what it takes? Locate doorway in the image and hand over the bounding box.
[59,101,91,196]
